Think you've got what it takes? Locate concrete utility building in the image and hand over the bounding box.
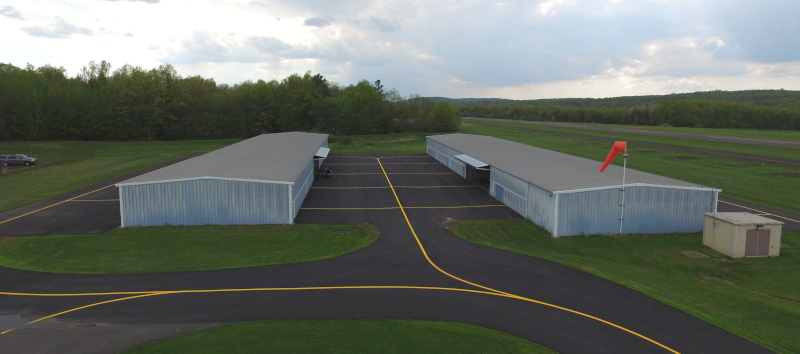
[427,134,720,236]
[703,212,783,258]
[117,132,329,227]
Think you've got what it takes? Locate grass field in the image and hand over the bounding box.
[328,133,428,154]
[447,219,800,354]
[473,119,800,141]
[122,320,555,354]
[0,224,378,273]
[0,140,238,213]
[465,118,800,162]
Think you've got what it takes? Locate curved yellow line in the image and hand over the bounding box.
[375,157,681,354]
[0,154,681,353]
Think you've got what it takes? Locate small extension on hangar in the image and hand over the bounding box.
[427,133,720,237]
[116,132,329,227]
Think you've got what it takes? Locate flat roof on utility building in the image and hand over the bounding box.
[428,133,702,192]
[119,132,329,186]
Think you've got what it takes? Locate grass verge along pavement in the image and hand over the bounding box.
[447,219,800,354]
[122,320,555,354]
[0,224,378,274]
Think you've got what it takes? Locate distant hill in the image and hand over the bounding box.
[427,90,800,108]
[424,97,510,104]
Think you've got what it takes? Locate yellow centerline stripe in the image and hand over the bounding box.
[310,185,476,189]
[323,163,438,166]
[322,173,453,175]
[300,205,506,210]
[0,156,199,225]
[0,284,680,351]
[718,200,800,224]
[1,293,161,334]
[375,157,680,354]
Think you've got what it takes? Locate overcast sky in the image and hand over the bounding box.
[2,0,799,99]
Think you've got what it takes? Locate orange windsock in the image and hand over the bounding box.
[599,141,626,172]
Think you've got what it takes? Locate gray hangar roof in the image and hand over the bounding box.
[119,132,328,186]
[429,134,708,193]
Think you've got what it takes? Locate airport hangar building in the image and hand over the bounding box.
[116,132,329,227]
[427,134,720,237]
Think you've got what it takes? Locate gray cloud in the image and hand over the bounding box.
[303,16,334,27]
[0,5,24,20]
[22,17,94,38]
[250,36,292,53]
[371,16,400,32]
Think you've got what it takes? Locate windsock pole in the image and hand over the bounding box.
[619,149,627,234]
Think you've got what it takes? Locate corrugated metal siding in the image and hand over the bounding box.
[556,186,715,236]
[120,179,290,226]
[490,167,528,218]
[527,183,555,234]
[427,138,466,177]
[292,159,315,219]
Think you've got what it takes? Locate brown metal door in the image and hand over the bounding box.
[757,229,771,256]
[745,229,759,257]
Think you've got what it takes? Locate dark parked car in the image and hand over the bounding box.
[0,154,38,166]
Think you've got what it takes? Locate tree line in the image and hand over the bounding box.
[0,61,461,141]
[459,98,799,130]
[438,89,800,108]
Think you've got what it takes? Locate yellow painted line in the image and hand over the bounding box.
[318,173,453,176]
[382,163,441,165]
[0,284,677,353]
[375,158,681,354]
[309,185,476,190]
[323,163,380,166]
[69,199,120,202]
[311,186,390,189]
[300,207,400,210]
[0,156,199,225]
[300,205,506,210]
[323,163,438,166]
[718,200,800,224]
[394,185,477,188]
[1,293,161,334]
[404,205,506,209]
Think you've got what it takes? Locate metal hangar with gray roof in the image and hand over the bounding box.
[427,133,720,236]
[117,132,329,227]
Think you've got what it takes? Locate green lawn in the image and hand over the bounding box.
[473,119,800,141]
[447,220,800,354]
[0,140,238,213]
[122,320,555,354]
[0,224,378,274]
[458,123,800,216]
[329,133,428,154]
[464,118,800,162]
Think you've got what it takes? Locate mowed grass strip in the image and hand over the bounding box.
[0,224,378,274]
[122,320,555,354]
[0,140,238,213]
[447,219,800,354]
[464,118,800,162]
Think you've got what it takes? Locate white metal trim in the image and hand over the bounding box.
[454,154,489,169]
[116,176,294,187]
[553,194,559,237]
[314,147,331,159]
[118,187,126,227]
[552,183,721,195]
[288,184,294,224]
